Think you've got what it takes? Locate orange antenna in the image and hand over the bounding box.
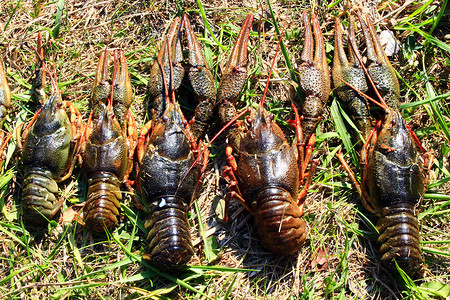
[336,75,388,109]
[175,106,250,196]
[259,29,285,107]
[346,15,389,110]
[31,43,60,96]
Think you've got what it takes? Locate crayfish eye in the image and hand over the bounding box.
[163,115,169,122]
[246,117,253,124]
[269,114,274,121]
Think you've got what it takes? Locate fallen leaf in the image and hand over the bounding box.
[312,246,329,271]
[61,203,85,225]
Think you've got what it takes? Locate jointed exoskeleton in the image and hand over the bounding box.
[223,11,329,255]
[334,11,433,277]
[80,50,137,232]
[18,34,83,225]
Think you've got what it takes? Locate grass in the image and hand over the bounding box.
[0,0,449,299]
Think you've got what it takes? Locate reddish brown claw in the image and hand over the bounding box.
[112,50,133,110]
[0,56,10,127]
[217,13,254,124]
[91,50,111,105]
[297,10,330,143]
[332,16,371,141]
[183,14,217,139]
[148,17,184,120]
[357,11,400,109]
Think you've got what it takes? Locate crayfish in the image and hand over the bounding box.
[223,11,329,255]
[334,11,433,277]
[137,13,253,269]
[80,50,137,232]
[18,34,82,224]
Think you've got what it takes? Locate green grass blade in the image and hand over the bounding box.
[429,0,448,34]
[193,198,218,263]
[399,92,450,109]
[52,0,65,39]
[111,231,213,299]
[267,0,297,83]
[397,0,433,24]
[196,0,225,50]
[3,0,22,31]
[330,100,358,167]
[396,22,450,53]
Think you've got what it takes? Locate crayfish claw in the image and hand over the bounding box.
[113,50,133,109]
[357,11,400,109]
[183,14,216,139]
[332,15,371,141]
[148,17,184,120]
[91,50,111,105]
[32,32,46,105]
[0,57,10,128]
[217,13,253,124]
[183,14,216,102]
[297,10,330,143]
[112,50,133,128]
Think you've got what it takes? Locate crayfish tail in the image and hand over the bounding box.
[84,172,122,232]
[377,203,424,278]
[21,168,61,225]
[144,196,194,270]
[253,188,307,255]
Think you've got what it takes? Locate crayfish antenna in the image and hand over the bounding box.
[31,36,61,98]
[259,29,285,107]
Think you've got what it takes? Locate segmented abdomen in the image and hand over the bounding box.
[377,203,423,276]
[252,187,307,255]
[21,168,62,224]
[84,172,122,232]
[144,195,193,270]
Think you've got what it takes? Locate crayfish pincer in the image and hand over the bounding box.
[20,93,81,224]
[0,57,12,161]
